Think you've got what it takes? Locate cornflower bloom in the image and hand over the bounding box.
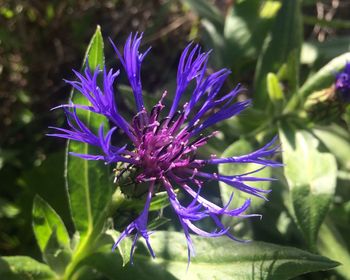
[49,33,280,264]
[335,62,350,102]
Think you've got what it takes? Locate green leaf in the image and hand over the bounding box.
[223,0,261,65]
[201,19,226,67]
[0,256,56,280]
[32,196,71,275]
[32,196,70,253]
[286,52,350,112]
[77,251,178,280]
[223,0,281,71]
[260,1,282,20]
[318,221,350,279]
[83,25,104,70]
[44,229,72,275]
[225,107,270,139]
[181,0,223,31]
[312,124,350,171]
[199,0,280,73]
[63,25,114,280]
[254,0,302,107]
[267,72,284,104]
[75,231,339,280]
[219,139,272,217]
[105,229,132,267]
[181,0,225,69]
[218,138,270,236]
[0,198,19,218]
[66,25,112,237]
[279,124,337,249]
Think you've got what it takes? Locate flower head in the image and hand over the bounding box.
[49,33,280,264]
[335,62,350,102]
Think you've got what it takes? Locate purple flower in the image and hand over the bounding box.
[49,33,280,264]
[335,62,350,102]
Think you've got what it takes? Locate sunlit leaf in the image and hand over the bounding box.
[32,196,70,253]
[0,256,56,280]
[219,138,272,215]
[279,124,337,249]
[223,0,280,72]
[43,229,72,275]
[32,196,71,274]
[267,72,284,105]
[318,221,350,279]
[104,229,132,267]
[81,231,339,280]
[312,124,350,171]
[64,25,113,280]
[66,25,112,237]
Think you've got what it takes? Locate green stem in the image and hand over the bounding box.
[63,229,95,280]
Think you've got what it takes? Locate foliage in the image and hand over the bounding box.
[1,0,350,279]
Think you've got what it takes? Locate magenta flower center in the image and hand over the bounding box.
[132,97,203,182]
